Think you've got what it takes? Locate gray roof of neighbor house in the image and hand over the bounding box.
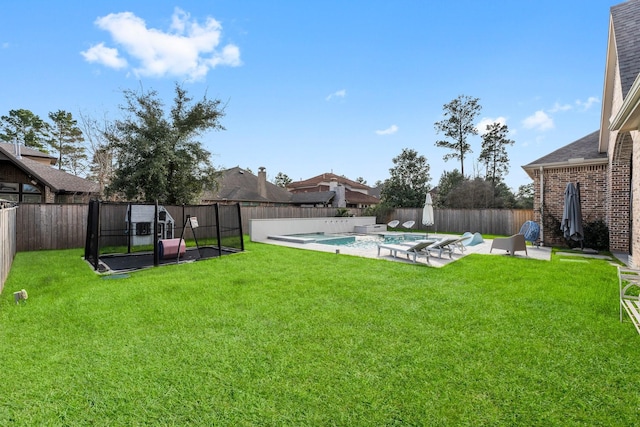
[611,0,640,97]
[202,167,293,203]
[522,131,607,177]
[0,142,56,164]
[291,191,335,205]
[0,143,98,193]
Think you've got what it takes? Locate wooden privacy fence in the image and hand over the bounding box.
[14,204,534,252]
[389,208,534,236]
[1,205,17,293]
[16,204,88,252]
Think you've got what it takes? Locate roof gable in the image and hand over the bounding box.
[287,172,370,191]
[0,142,56,164]
[0,144,98,193]
[611,0,640,97]
[203,167,292,203]
[523,131,607,168]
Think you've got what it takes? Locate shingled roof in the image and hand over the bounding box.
[611,0,640,97]
[522,131,608,178]
[0,142,56,164]
[201,167,293,204]
[0,143,98,193]
[290,191,334,205]
[287,172,370,191]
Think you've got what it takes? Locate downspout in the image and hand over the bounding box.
[539,166,544,244]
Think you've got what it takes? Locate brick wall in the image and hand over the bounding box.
[630,131,640,266]
[609,132,632,253]
[531,164,608,247]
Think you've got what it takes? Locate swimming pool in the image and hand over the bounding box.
[268,232,357,245]
[319,234,429,249]
[268,232,429,249]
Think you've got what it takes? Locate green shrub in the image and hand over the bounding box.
[583,219,610,251]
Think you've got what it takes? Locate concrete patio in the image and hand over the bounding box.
[258,234,553,268]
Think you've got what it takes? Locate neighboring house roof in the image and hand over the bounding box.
[344,189,381,205]
[0,143,98,193]
[0,142,56,165]
[202,167,293,203]
[291,191,335,205]
[611,0,640,98]
[522,131,607,178]
[287,172,370,191]
[369,186,382,199]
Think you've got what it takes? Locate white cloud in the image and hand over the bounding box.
[81,42,128,69]
[375,124,398,135]
[576,96,600,111]
[548,102,572,113]
[522,110,554,131]
[81,8,241,81]
[476,116,507,135]
[326,89,346,101]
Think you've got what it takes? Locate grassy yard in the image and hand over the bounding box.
[1,241,639,425]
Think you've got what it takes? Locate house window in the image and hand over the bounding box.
[0,182,19,202]
[21,183,42,203]
[0,182,42,203]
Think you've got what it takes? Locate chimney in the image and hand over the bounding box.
[329,177,338,191]
[258,166,267,198]
[332,183,346,208]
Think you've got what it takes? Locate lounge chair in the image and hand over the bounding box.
[425,236,468,258]
[377,240,431,264]
[490,234,528,256]
[387,220,400,228]
[402,220,415,229]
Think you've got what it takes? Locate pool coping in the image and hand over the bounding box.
[256,233,553,267]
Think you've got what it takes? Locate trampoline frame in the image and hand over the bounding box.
[84,201,244,272]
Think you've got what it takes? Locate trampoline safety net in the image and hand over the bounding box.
[84,201,244,272]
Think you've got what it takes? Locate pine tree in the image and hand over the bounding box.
[48,110,87,175]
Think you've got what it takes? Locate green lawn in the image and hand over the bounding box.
[1,241,639,426]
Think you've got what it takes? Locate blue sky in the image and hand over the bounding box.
[0,0,617,190]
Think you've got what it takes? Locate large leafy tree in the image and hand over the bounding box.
[48,110,87,175]
[434,95,481,176]
[434,169,465,208]
[515,183,534,209]
[105,84,225,204]
[0,109,50,151]
[381,148,430,207]
[479,122,514,185]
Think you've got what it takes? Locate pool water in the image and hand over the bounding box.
[319,234,425,250]
[268,232,429,249]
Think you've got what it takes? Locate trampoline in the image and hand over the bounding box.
[96,246,236,273]
[85,201,244,274]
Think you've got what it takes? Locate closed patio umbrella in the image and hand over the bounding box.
[561,182,584,243]
[422,193,434,236]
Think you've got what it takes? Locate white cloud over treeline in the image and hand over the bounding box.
[81,8,241,81]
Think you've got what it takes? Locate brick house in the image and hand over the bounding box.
[201,167,372,208]
[286,172,380,209]
[522,132,609,247]
[523,0,640,265]
[0,142,98,203]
